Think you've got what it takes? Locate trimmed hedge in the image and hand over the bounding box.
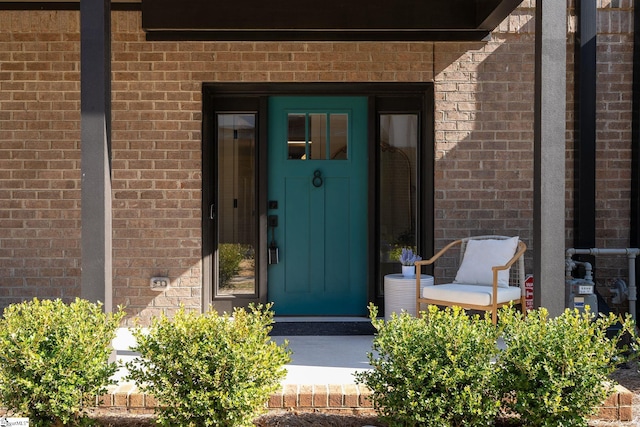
[357,304,637,427]
[498,306,636,426]
[356,305,501,426]
[0,298,125,427]
[126,304,291,427]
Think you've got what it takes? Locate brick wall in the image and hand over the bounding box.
[592,0,635,286]
[111,13,204,323]
[566,0,635,290]
[431,4,536,280]
[433,40,535,246]
[0,11,82,309]
[0,2,636,322]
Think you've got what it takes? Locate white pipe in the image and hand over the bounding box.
[565,248,639,322]
[565,259,593,282]
[566,248,640,257]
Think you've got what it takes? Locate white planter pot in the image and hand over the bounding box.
[401,265,415,278]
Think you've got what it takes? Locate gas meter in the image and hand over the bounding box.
[565,278,598,315]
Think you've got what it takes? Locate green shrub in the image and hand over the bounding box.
[219,243,245,288]
[0,298,125,427]
[355,304,502,427]
[126,304,291,427]
[497,306,637,427]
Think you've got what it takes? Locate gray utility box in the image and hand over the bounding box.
[566,278,598,315]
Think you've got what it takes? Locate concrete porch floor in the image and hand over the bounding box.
[111,316,374,386]
[103,317,379,416]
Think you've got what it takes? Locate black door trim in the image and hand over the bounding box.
[202,83,434,313]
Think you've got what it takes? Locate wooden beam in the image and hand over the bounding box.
[476,0,524,30]
[140,0,516,41]
[0,0,138,3]
[145,29,492,42]
[142,0,476,31]
[0,1,139,11]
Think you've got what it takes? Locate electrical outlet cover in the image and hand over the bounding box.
[150,276,169,290]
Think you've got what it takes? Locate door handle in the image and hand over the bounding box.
[209,204,215,220]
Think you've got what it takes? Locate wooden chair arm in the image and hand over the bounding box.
[416,239,463,305]
[491,241,527,273]
[414,239,463,267]
[490,240,527,301]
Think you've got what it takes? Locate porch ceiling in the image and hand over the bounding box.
[141,0,524,42]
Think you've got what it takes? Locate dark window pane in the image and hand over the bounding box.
[379,114,419,293]
[217,114,257,296]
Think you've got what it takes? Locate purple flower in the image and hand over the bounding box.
[399,247,421,266]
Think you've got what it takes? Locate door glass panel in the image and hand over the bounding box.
[378,114,419,293]
[287,112,348,160]
[309,113,327,159]
[216,114,256,296]
[330,114,348,159]
[287,113,306,159]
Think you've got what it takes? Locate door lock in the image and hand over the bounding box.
[268,216,279,264]
[268,244,279,265]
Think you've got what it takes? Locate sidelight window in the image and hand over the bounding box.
[216,114,257,296]
[378,114,420,292]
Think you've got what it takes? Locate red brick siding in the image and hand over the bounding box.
[0,11,81,308]
[592,1,634,301]
[0,2,636,321]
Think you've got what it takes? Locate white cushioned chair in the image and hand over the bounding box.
[415,235,527,324]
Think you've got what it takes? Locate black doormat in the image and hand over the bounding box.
[269,321,376,336]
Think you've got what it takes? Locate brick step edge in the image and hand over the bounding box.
[93,382,633,422]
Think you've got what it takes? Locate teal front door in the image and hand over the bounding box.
[267,96,368,315]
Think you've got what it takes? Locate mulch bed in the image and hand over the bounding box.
[93,412,384,427]
[91,413,383,426]
[90,412,629,427]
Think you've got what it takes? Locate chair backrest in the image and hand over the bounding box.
[458,235,526,289]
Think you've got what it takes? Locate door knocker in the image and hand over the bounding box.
[312,170,323,188]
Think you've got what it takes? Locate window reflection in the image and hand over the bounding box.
[309,114,327,159]
[287,114,306,159]
[217,114,256,296]
[330,114,348,159]
[287,112,348,160]
[378,114,419,293]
